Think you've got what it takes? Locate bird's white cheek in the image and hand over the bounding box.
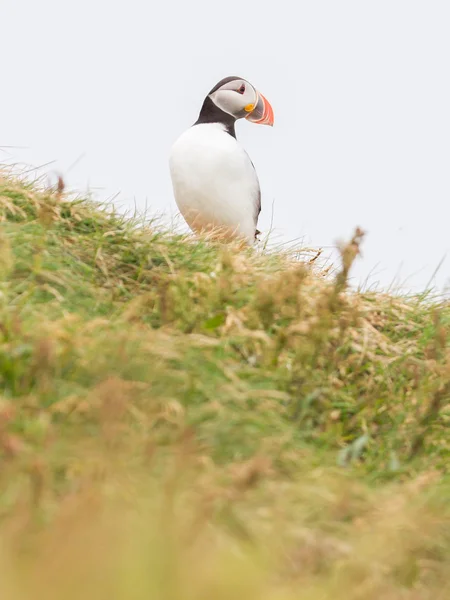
[242,88,257,107]
[210,90,243,117]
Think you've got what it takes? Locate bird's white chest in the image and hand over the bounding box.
[169,123,259,242]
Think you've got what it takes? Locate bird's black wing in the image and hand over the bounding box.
[254,188,261,239]
[248,156,262,239]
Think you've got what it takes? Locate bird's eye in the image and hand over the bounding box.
[237,84,246,94]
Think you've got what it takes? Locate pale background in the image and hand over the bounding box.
[1,1,449,295]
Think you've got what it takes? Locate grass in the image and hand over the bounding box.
[0,169,449,599]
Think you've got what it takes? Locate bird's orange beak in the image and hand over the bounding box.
[245,92,274,126]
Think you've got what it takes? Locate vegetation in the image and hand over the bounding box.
[0,170,449,599]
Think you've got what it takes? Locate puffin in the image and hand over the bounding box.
[169,76,274,244]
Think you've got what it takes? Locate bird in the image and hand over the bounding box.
[169,76,274,244]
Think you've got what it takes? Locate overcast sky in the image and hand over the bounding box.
[1,1,449,295]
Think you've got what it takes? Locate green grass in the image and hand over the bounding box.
[0,170,449,599]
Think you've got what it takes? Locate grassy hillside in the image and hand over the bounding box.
[0,170,449,599]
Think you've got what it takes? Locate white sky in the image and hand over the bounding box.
[1,1,449,295]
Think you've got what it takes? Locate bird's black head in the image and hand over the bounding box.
[195,76,274,137]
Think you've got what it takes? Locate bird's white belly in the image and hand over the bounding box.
[169,123,259,243]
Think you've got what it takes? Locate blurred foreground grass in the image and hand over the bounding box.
[0,171,449,599]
